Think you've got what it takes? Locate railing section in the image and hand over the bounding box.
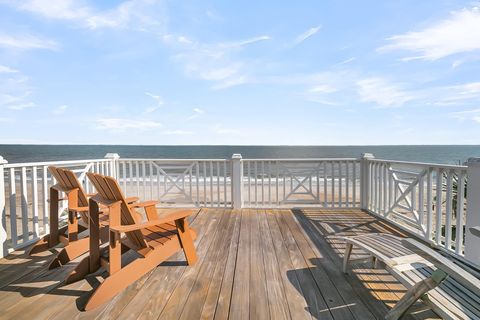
[117,159,232,208]
[2,159,113,253]
[366,159,468,256]
[242,159,361,208]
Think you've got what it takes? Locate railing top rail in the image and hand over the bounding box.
[4,158,110,168]
[369,158,467,170]
[242,158,359,162]
[119,158,230,162]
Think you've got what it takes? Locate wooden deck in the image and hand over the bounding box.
[0,209,441,320]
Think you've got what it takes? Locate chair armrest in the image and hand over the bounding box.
[69,206,89,212]
[109,209,195,233]
[130,200,159,208]
[403,238,480,295]
[125,196,140,204]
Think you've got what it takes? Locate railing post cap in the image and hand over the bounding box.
[466,157,480,167]
[104,153,120,159]
[232,154,242,160]
[0,156,7,164]
[361,153,375,159]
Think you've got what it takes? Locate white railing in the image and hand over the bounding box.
[117,158,232,208]
[1,152,479,267]
[364,157,468,258]
[0,157,114,256]
[242,158,360,208]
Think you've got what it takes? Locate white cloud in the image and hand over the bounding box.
[7,102,35,110]
[308,84,337,94]
[165,34,270,90]
[53,105,68,115]
[162,130,193,135]
[4,0,165,31]
[187,107,206,120]
[0,65,18,73]
[213,125,241,135]
[145,92,164,105]
[356,78,414,108]
[378,7,480,61]
[294,25,321,45]
[0,33,58,50]
[335,57,356,66]
[96,118,162,130]
[211,76,247,90]
[221,36,271,48]
[451,109,480,123]
[431,82,480,106]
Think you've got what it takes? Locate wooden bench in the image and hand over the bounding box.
[342,233,480,320]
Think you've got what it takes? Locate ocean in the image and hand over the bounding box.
[1,145,480,165]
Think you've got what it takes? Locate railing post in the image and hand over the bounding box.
[360,153,374,210]
[104,153,120,179]
[465,157,480,266]
[0,156,8,258]
[232,154,243,209]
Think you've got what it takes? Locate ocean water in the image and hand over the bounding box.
[1,144,480,165]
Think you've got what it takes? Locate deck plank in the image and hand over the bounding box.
[258,209,291,320]
[212,210,242,320]
[228,208,251,320]
[266,209,312,319]
[280,209,356,320]
[249,209,270,319]
[179,210,235,319]
[200,210,241,320]
[0,208,443,320]
[133,209,225,320]
[274,209,334,320]
[158,209,230,319]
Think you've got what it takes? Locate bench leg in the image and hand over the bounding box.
[343,243,353,273]
[385,269,447,320]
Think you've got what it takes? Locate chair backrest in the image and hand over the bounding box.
[86,172,148,250]
[49,166,90,222]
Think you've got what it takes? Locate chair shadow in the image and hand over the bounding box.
[0,243,190,312]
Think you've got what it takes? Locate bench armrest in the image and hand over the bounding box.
[109,209,195,233]
[403,238,480,295]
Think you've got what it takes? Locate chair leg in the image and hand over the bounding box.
[343,243,353,273]
[385,270,447,320]
[84,237,181,310]
[175,218,197,265]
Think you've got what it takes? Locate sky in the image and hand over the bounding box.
[0,0,480,145]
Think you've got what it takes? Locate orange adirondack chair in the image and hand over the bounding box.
[29,166,138,283]
[84,172,198,310]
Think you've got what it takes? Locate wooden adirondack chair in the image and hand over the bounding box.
[29,166,138,283]
[83,172,198,310]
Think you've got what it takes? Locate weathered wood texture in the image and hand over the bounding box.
[0,209,441,319]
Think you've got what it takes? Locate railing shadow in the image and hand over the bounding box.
[288,208,399,319]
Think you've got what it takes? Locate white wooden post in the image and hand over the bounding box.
[0,156,8,258]
[104,153,120,179]
[465,157,480,266]
[360,153,375,210]
[232,154,243,209]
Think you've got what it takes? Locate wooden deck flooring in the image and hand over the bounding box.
[0,209,441,320]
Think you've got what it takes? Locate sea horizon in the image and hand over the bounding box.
[2,144,480,165]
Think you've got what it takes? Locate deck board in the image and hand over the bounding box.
[0,208,442,319]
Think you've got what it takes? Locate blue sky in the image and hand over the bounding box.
[0,0,480,145]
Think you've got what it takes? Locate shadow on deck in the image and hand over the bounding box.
[0,209,440,319]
